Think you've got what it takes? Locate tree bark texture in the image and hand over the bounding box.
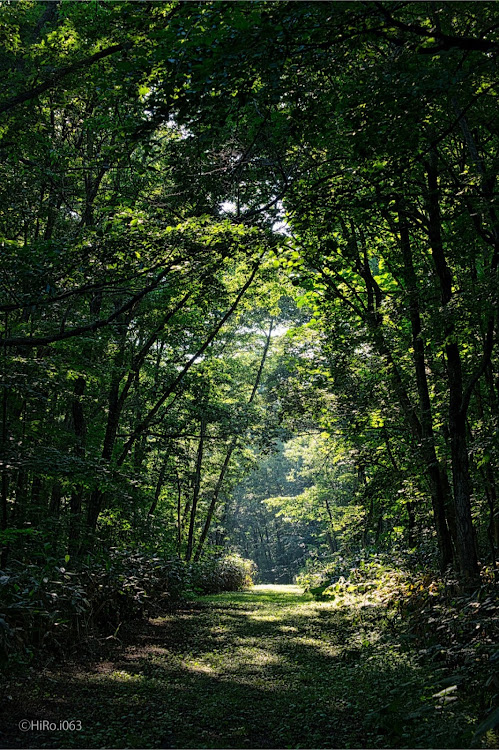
[426,151,479,580]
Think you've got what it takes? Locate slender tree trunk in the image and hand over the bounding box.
[49,481,62,516]
[426,151,479,580]
[193,446,234,562]
[86,489,102,535]
[30,475,42,509]
[367,323,456,556]
[85,315,130,534]
[214,499,230,548]
[397,205,454,569]
[193,320,273,562]
[449,401,478,577]
[324,495,338,552]
[68,488,83,556]
[176,470,182,557]
[185,417,206,562]
[13,470,26,526]
[472,387,497,573]
[1,380,9,567]
[69,377,86,554]
[85,292,192,533]
[148,451,169,517]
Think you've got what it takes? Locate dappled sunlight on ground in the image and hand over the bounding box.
[247,613,280,622]
[250,584,304,593]
[2,585,479,749]
[278,624,298,633]
[107,669,144,683]
[183,660,217,676]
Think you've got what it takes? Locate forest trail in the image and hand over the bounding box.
[4,585,476,749]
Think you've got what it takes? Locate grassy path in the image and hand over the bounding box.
[2,585,478,748]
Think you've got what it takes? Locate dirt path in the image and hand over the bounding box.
[1,585,477,748]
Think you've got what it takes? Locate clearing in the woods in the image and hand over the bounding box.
[2,585,478,749]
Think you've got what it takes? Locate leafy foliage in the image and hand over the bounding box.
[0,2,498,745]
[0,551,254,666]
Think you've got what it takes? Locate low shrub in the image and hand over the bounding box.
[0,551,256,668]
[0,552,188,666]
[189,554,256,595]
[296,550,414,601]
[296,551,498,739]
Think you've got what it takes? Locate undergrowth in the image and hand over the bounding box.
[297,552,499,745]
[0,551,255,670]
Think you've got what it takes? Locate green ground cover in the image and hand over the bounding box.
[1,585,484,749]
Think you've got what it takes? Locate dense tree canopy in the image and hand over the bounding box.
[0,0,497,585]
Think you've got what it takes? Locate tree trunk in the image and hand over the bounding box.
[449,399,478,577]
[185,417,206,562]
[68,488,83,557]
[85,293,192,533]
[193,320,273,562]
[30,475,42,514]
[49,481,62,516]
[85,489,101,534]
[176,470,182,557]
[69,377,86,553]
[148,452,169,517]
[1,383,9,567]
[426,151,479,580]
[397,204,454,569]
[12,470,27,526]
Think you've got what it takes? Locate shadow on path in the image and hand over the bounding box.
[1,585,474,749]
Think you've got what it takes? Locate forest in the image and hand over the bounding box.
[0,2,498,749]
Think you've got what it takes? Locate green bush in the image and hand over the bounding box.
[296,551,415,599]
[0,551,256,667]
[0,552,189,666]
[189,554,256,594]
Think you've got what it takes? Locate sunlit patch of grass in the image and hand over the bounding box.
[108,670,144,683]
[229,646,281,668]
[183,659,216,675]
[248,613,280,622]
[148,614,175,624]
[251,584,303,594]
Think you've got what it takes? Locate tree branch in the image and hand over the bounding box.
[116,253,265,466]
[1,266,174,347]
[0,43,129,116]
